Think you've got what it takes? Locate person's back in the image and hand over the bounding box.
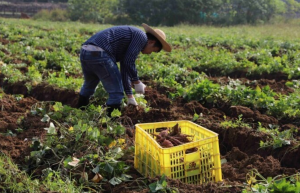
[83,26,147,64]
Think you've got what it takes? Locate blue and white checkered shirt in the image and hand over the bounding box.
[83,26,148,95]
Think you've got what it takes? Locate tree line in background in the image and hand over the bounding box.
[30,0,300,25]
[9,0,68,2]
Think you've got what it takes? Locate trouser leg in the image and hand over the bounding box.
[78,49,101,108]
[79,49,124,114]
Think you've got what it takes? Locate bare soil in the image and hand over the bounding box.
[0,76,300,193]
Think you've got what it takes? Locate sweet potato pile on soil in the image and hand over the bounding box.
[1,74,300,193]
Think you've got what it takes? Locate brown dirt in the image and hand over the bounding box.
[0,37,10,45]
[0,95,48,163]
[0,76,300,193]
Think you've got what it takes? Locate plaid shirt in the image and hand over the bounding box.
[83,26,148,95]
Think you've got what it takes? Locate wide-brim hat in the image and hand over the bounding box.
[142,23,171,52]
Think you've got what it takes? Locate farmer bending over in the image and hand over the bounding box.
[77,23,172,116]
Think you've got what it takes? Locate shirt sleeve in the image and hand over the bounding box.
[120,31,147,95]
[120,65,132,95]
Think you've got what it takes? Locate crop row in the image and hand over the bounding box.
[1,19,300,121]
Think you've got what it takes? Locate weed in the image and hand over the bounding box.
[149,174,178,193]
[0,153,81,193]
[243,169,300,193]
[258,123,297,149]
[220,115,251,129]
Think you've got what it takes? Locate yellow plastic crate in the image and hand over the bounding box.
[134,120,222,184]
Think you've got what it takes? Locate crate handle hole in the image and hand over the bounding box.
[185,147,198,154]
[155,127,168,132]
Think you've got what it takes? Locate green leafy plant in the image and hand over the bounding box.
[149,174,178,193]
[27,101,132,189]
[0,153,81,193]
[181,78,221,104]
[258,123,297,149]
[243,169,300,193]
[92,147,132,185]
[13,94,24,101]
[220,115,251,129]
[2,130,16,137]
[129,94,151,112]
[25,65,42,91]
[0,64,26,84]
[47,72,83,91]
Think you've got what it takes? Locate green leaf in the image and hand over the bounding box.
[192,113,199,121]
[271,179,296,192]
[120,174,132,181]
[255,85,261,92]
[115,125,125,135]
[159,174,167,187]
[103,162,114,174]
[295,182,300,192]
[149,174,168,192]
[44,122,57,134]
[98,135,114,146]
[149,182,164,192]
[92,129,100,139]
[41,114,50,123]
[92,165,100,174]
[75,133,82,141]
[267,177,273,183]
[52,112,62,119]
[112,147,122,154]
[109,177,122,186]
[63,156,72,168]
[149,182,158,192]
[53,102,63,112]
[111,109,121,117]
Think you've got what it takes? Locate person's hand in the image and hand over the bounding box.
[127,97,138,106]
[134,81,146,94]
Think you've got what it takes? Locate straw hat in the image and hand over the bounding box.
[142,23,171,52]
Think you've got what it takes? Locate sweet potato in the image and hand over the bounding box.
[159,129,168,138]
[152,124,195,150]
[161,139,173,148]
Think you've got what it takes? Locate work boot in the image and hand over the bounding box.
[106,104,121,117]
[76,95,90,109]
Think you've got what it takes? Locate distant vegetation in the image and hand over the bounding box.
[4,0,300,26]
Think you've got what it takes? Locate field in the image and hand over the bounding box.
[1,18,300,192]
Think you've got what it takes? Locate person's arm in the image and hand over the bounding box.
[119,71,138,106]
[120,67,133,96]
[120,31,147,95]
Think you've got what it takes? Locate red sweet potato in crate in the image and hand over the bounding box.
[151,123,197,152]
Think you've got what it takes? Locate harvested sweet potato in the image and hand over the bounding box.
[159,129,168,138]
[161,139,173,148]
[169,123,180,136]
[151,123,196,152]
